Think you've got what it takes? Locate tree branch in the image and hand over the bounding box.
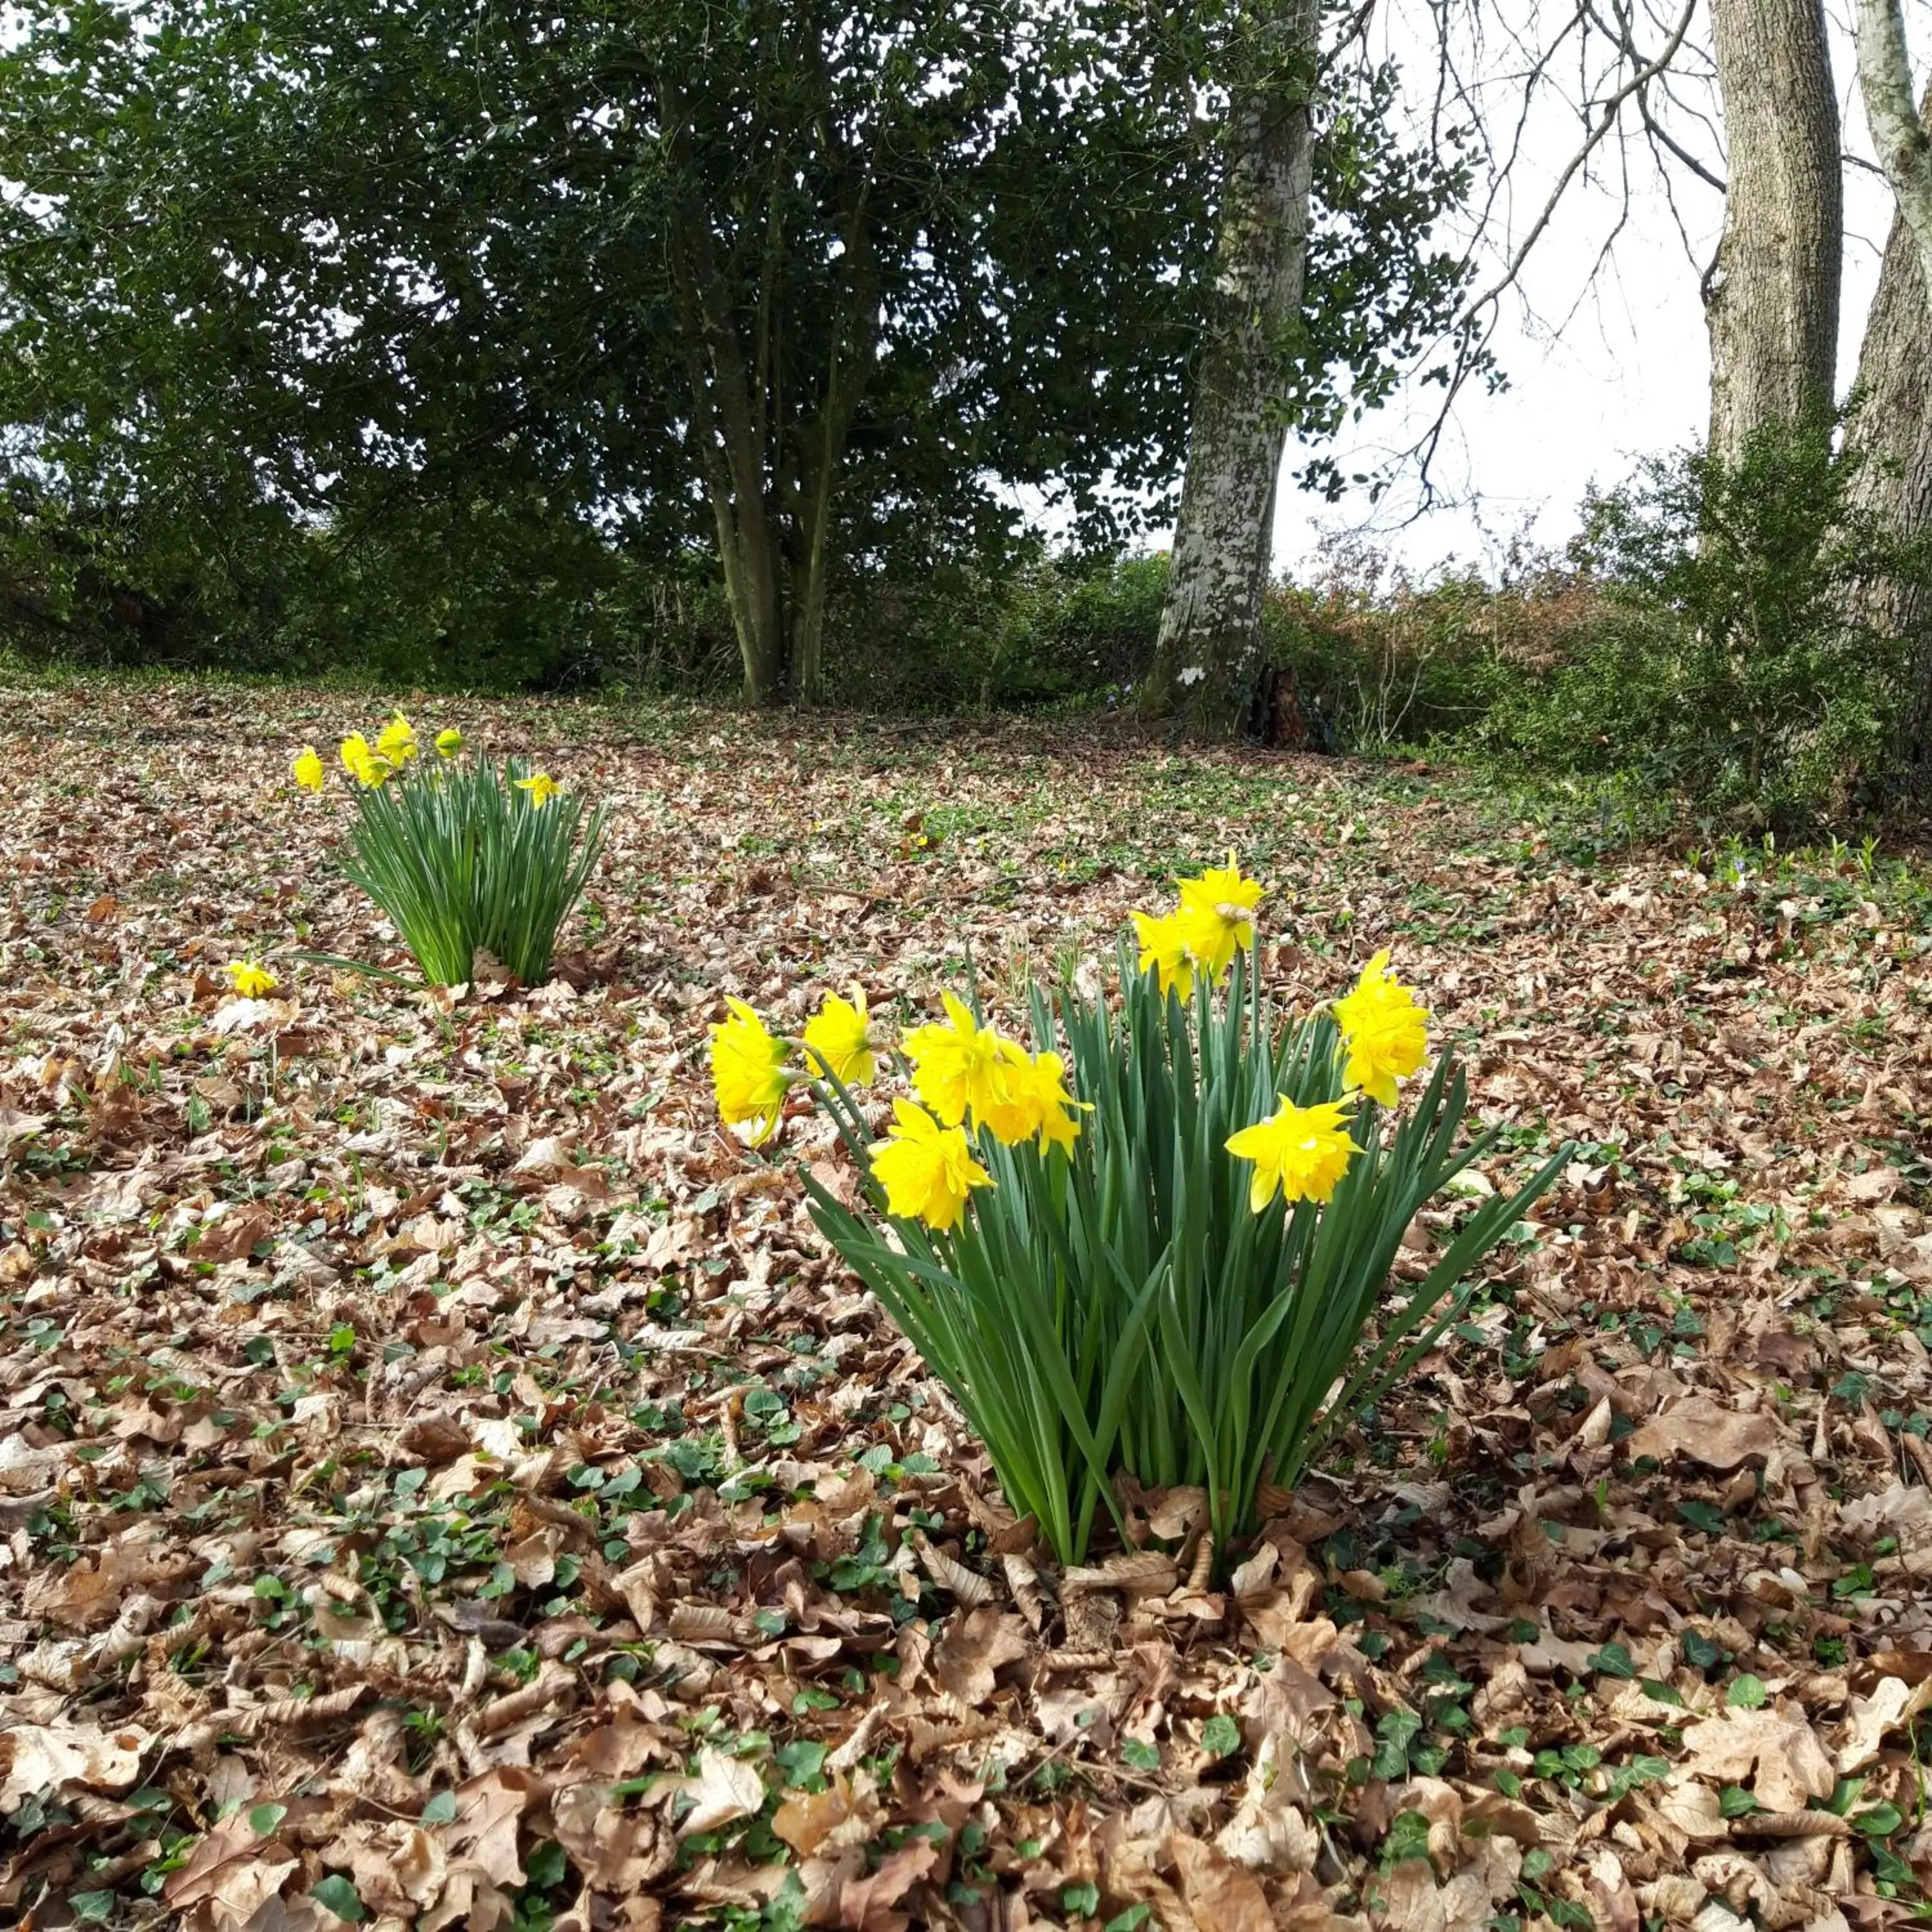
[1452,0,1699,329]
[1852,0,1932,299]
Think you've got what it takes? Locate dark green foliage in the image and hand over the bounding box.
[1471,422,1928,831]
[0,473,687,693]
[1258,555,1514,750]
[0,0,1473,702]
[811,550,1171,712]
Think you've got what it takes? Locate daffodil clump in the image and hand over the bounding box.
[710,856,1564,1569]
[289,712,603,986]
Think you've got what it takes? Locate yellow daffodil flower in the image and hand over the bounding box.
[710,998,791,1144]
[375,711,419,766]
[1332,951,1429,1108]
[902,992,1034,1142]
[802,985,876,1087]
[869,1098,992,1231]
[340,734,388,787]
[1132,909,1197,1000]
[1024,1049,1085,1155]
[227,960,278,999]
[435,728,464,759]
[1226,1095,1359,1213]
[1176,853,1263,980]
[515,772,560,809]
[291,746,325,794]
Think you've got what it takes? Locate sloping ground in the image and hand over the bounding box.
[3,679,1931,1932]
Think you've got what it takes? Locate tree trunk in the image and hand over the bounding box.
[1844,84,1932,777]
[1140,0,1319,734]
[665,175,791,708]
[1853,0,1932,298]
[1704,0,1842,462]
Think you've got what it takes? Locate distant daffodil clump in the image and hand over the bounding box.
[712,855,1566,1567]
[288,712,604,987]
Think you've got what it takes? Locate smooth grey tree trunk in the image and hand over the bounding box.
[1705,0,1843,461]
[1845,84,1932,776]
[1141,0,1319,735]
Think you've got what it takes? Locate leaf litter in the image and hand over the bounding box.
[3,682,1931,1931]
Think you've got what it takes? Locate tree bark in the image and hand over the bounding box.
[1704,0,1842,462]
[1140,0,1319,734]
[1844,83,1932,777]
[1853,0,1932,299]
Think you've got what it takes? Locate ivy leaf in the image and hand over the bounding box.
[1370,1707,1422,1781]
[309,1875,365,1924]
[1200,1714,1241,1759]
[1676,1500,1727,1536]
[1681,1630,1727,1671]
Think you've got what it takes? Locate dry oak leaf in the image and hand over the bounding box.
[1844,1167,1903,1204]
[163,1810,299,1927]
[1636,1873,1709,1924]
[1170,1833,1274,1932]
[1680,1707,1837,1815]
[317,1820,447,1916]
[418,1867,515,1932]
[21,1524,176,1630]
[931,1606,1030,1709]
[1837,1671,1932,1773]
[674,1746,767,1839]
[550,1779,677,1891]
[191,1204,276,1263]
[1412,1557,1511,1635]
[1624,1397,1780,1471]
[1216,1736,1321,1871]
[772,1770,884,1858]
[1837,1481,1932,1578]
[1371,1858,1504,1932]
[0,1720,149,1806]
[444,1766,542,1886]
[1242,1650,1334,1751]
[1063,1551,1180,1597]
[837,1835,940,1932]
[1649,1779,1732,1847]
[1584,1845,1642,1932]
[233,1900,325,1932]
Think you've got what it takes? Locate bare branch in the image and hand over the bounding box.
[1452,0,1700,328]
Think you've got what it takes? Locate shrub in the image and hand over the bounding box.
[1260,546,1501,750]
[802,549,1169,713]
[296,715,604,984]
[1470,421,1927,832]
[712,860,1564,1566]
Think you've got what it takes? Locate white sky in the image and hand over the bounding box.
[1253,1,1920,583]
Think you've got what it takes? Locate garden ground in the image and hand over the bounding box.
[3,679,1931,1932]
